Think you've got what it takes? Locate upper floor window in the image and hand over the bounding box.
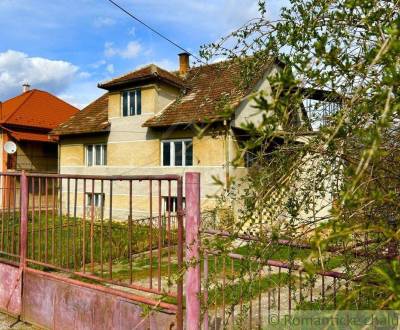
[86,144,107,166]
[121,89,141,116]
[161,139,193,167]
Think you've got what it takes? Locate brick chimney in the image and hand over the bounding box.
[178,53,190,76]
[22,83,31,93]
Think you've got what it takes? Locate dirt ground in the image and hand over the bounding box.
[0,313,33,330]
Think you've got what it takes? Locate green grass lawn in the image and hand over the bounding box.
[0,210,356,312]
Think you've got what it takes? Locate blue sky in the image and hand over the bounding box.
[0,0,288,108]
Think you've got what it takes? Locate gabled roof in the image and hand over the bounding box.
[143,60,261,127]
[52,58,276,136]
[51,93,110,136]
[98,64,185,90]
[0,89,78,130]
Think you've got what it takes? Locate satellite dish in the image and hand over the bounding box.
[4,141,17,154]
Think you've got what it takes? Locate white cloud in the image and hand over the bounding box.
[58,81,103,110]
[128,27,136,36]
[104,42,117,58]
[136,59,177,71]
[79,71,91,79]
[120,41,142,58]
[0,50,79,100]
[93,16,116,28]
[90,59,107,69]
[104,41,142,59]
[106,64,115,74]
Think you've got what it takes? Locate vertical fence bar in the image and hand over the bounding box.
[31,177,35,260]
[100,180,104,277]
[108,180,113,280]
[58,178,63,267]
[158,180,162,291]
[128,180,133,284]
[38,177,42,261]
[6,176,10,256]
[185,172,201,330]
[90,179,95,273]
[51,178,56,264]
[11,176,16,255]
[204,252,209,330]
[167,180,172,290]
[73,178,78,271]
[45,178,49,263]
[67,178,70,269]
[1,176,4,252]
[82,179,86,272]
[20,172,28,269]
[149,180,153,289]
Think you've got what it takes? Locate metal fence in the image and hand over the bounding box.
[178,170,388,330]
[0,171,186,329]
[200,245,349,329]
[195,228,391,330]
[0,173,22,265]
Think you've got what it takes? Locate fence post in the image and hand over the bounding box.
[176,177,184,330]
[185,172,201,330]
[20,171,28,270]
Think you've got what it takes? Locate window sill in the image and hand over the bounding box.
[160,165,193,168]
[85,165,108,168]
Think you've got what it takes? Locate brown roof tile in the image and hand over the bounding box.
[52,58,274,135]
[51,93,110,136]
[98,64,185,90]
[143,60,268,127]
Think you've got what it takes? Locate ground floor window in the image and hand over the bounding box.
[161,139,193,166]
[86,144,107,166]
[163,196,185,213]
[86,192,105,207]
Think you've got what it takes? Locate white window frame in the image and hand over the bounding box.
[162,196,186,213]
[121,89,141,117]
[161,139,193,167]
[85,144,107,167]
[86,192,105,207]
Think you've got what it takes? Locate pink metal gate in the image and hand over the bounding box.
[0,171,198,330]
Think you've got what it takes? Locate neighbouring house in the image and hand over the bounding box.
[0,85,78,173]
[51,54,338,219]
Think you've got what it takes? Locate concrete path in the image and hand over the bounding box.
[0,314,33,330]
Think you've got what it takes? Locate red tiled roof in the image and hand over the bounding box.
[0,89,78,130]
[51,93,110,136]
[8,130,52,143]
[98,64,185,90]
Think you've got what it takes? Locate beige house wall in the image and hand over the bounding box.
[108,140,160,167]
[59,128,242,219]
[108,83,180,120]
[58,80,249,219]
[232,64,280,129]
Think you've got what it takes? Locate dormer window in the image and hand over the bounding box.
[121,89,141,116]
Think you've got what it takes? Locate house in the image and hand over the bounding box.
[0,85,78,173]
[51,54,336,219]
